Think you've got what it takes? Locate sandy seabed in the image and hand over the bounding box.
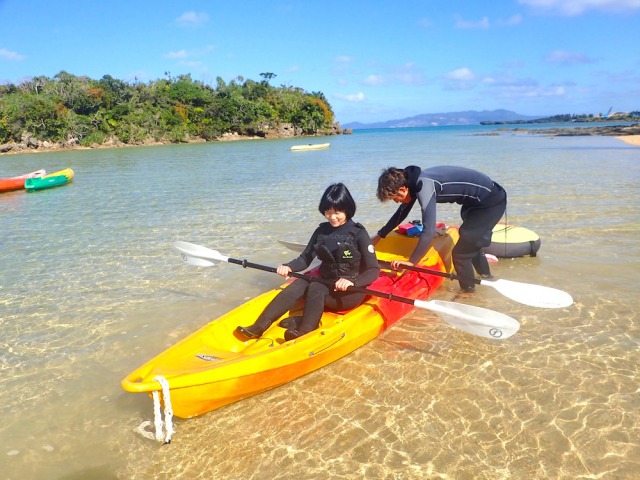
[616,135,640,146]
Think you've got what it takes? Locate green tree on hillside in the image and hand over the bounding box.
[0,71,336,146]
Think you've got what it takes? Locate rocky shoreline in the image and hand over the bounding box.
[510,122,640,138]
[0,122,352,156]
[2,121,637,156]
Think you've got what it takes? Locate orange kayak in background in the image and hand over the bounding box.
[0,169,46,193]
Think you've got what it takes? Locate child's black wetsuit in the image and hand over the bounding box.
[250,219,379,337]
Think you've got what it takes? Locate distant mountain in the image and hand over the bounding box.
[342,109,542,129]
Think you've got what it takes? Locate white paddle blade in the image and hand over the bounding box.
[415,299,520,340]
[179,253,216,267]
[173,241,229,264]
[484,279,573,309]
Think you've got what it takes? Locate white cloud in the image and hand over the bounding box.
[443,68,478,90]
[455,14,522,28]
[359,63,425,88]
[163,45,215,62]
[164,50,189,59]
[396,73,424,85]
[545,50,594,65]
[335,92,366,102]
[363,74,385,86]
[519,0,640,15]
[176,11,209,27]
[335,55,354,63]
[445,67,476,81]
[0,48,25,61]
[514,85,567,98]
[454,15,490,29]
[499,14,524,26]
[395,64,426,86]
[594,68,640,83]
[178,61,203,68]
[482,75,568,100]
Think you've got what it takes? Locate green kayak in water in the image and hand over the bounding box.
[25,168,74,191]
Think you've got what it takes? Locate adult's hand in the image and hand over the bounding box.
[334,278,354,291]
[276,264,292,278]
[390,259,414,270]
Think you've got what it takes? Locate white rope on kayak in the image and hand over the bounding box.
[133,375,175,444]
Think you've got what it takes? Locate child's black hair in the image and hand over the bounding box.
[318,183,356,219]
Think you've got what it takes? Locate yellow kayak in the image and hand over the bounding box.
[122,228,458,418]
[291,143,330,151]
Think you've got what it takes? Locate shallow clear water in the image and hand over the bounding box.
[1,126,639,479]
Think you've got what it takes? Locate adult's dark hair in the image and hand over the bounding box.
[318,183,356,219]
[376,167,408,201]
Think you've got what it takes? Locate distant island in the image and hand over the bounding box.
[343,109,537,129]
[480,112,640,125]
[343,109,639,130]
[0,71,345,155]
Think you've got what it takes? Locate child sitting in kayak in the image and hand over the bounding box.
[235,183,380,341]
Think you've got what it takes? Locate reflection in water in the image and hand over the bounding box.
[1,131,639,479]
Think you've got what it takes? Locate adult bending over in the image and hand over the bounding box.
[236,183,380,341]
[373,165,507,292]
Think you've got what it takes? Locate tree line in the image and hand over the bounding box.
[0,71,335,146]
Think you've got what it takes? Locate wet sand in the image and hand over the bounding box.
[616,135,640,146]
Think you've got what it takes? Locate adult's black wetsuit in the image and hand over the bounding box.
[251,219,380,336]
[377,165,507,290]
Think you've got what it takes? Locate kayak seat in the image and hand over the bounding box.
[316,296,374,331]
[276,296,373,332]
[331,295,372,315]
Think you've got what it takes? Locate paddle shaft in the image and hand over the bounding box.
[174,242,521,338]
[276,239,572,308]
[278,241,480,285]
[378,259,482,285]
[229,257,420,307]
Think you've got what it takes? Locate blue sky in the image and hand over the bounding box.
[1,0,639,124]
